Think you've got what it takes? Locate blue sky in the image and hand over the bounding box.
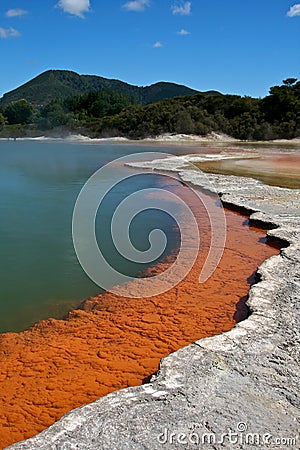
[0,1,299,98]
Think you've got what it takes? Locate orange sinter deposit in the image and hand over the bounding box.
[0,183,280,449]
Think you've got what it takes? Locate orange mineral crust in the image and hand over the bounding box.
[0,207,279,449]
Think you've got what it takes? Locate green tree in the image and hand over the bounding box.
[282,78,298,86]
[260,78,300,139]
[37,101,69,129]
[3,99,34,125]
[0,112,7,130]
[228,112,258,140]
[262,79,300,123]
[174,110,194,134]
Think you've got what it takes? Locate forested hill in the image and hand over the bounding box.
[0,76,298,141]
[85,78,300,140]
[0,70,200,106]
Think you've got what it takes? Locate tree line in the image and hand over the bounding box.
[0,78,299,140]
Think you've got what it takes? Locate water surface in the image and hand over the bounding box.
[194,148,300,188]
[0,140,193,332]
[1,139,298,332]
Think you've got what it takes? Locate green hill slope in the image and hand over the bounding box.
[140,82,200,104]
[0,70,199,106]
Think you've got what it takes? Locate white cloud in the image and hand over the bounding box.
[122,0,150,12]
[177,28,190,35]
[57,0,90,18]
[5,9,28,18]
[0,27,21,38]
[153,41,163,48]
[287,4,300,17]
[172,1,191,15]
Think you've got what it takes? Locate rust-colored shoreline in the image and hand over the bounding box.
[0,198,279,448]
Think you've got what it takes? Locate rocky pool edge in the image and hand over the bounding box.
[7,158,300,449]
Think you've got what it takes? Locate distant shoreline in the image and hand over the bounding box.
[1,132,300,146]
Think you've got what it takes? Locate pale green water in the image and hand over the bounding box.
[0,140,188,332]
[2,140,294,333]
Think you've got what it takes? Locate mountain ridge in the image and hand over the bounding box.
[0,70,217,107]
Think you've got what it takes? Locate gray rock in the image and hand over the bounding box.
[7,162,300,450]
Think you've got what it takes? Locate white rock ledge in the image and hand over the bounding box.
[7,159,300,450]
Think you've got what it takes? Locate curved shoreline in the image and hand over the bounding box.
[1,132,300,147]
[7,158,300,449]
[0,182,278,448]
